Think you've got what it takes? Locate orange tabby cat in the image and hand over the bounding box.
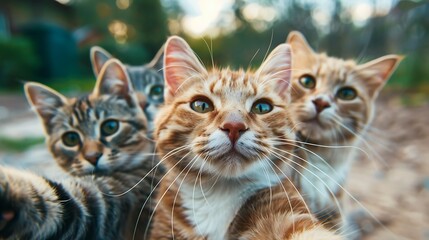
[150,36,341,240]
[286,31,402,232]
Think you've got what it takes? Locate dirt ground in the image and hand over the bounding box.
[346,92,429,240]
[0,92,428,239]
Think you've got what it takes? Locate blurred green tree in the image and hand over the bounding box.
[75,0,168,65]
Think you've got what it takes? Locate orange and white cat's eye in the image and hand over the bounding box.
[62,131,81,147]
[336,87,357,100]
[251,100,273,114]
[101,119,120,136]
[298,75,316,89]
[190,98,214,113]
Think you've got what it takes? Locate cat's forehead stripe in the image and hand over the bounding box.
[209,70,257,97]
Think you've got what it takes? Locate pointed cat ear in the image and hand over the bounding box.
[286,31,315,55]
[356,55,403,96]
[90,46,113,77]
[164,36,207,102]
[147,45,164,73]
[25,82,68,131]
[256,43,292,99]
[93,58,134,98]
[286,31,315,70]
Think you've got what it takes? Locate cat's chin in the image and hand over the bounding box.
[202,151,262,179]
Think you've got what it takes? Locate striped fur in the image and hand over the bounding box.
[1,59,161,239]
[91,46,165,134]
[228,180,342,240]
[150,36,341,240]
[0,163,157,239]
[286,31,402,230]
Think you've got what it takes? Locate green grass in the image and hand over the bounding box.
[0,137,45,152]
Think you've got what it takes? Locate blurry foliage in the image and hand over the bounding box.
[0,136,44,152]
[0,0,428,92]
[47,77,95,94]
[75,0,168,65]
[166,0,429,89]
[0,37,39,89]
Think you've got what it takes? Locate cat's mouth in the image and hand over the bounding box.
[300,116,329,129]
[225,147,247,158]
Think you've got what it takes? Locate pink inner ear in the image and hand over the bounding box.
[377,59,399,80]
[163,37,205,96]
[257,44,292,98]
[164,53,181,95]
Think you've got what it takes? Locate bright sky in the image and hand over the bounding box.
[175,0,397,37]
[178,0,234,37]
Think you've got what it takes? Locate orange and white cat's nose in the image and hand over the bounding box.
[221,122,248,144]
[312,98,330,113]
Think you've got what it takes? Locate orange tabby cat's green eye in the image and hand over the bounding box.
[190,99,214,113]
[101,119,120,136]
[62,131,81,147]
[251,101,273,114]
[336,87,357,100]
[299,75,316,89]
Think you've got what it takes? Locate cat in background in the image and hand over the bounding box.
[0,59,158,239]
[91,46,164,133]
[150,36,342,240]
[286,31,402,233]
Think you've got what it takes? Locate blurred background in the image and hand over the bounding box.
[0,0,428,239]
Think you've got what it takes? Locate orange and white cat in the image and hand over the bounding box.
[286,31,402,231]
[150,36,342,240]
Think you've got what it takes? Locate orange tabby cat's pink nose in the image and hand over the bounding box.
[312,98,330,113]
[221,122,248,144]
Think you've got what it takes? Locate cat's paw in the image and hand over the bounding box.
[0,211,15,232]
[0,167,18,237]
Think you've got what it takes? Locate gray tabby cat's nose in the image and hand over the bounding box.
[84,152,103,166]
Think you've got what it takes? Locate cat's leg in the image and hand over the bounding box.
[0,166,67,239]
[228,183,343,240]
[290,225,343,240]
[0,165,128,239]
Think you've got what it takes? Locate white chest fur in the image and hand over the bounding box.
[180,162,285,240]
[180,182,250,240]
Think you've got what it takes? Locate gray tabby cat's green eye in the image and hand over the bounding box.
[299,75,316,89]
[336,87,357,100]
[190,99,214,113]
[101,119,119,136]
[150,85,163,97]
[251,101,273,114]
[62,132,81,147]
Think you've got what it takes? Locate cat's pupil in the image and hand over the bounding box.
[190,99,214,113]
[252,102,273,114]
[101,120,119,136]
[62,132,80,147]
[150,85,163,97]
[336,87,357,100]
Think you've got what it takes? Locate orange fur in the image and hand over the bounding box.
[286,31,403,232]
[151,36,341,240]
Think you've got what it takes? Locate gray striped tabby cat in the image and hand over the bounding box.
[90,46,164,133]
[0,59,158,239]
